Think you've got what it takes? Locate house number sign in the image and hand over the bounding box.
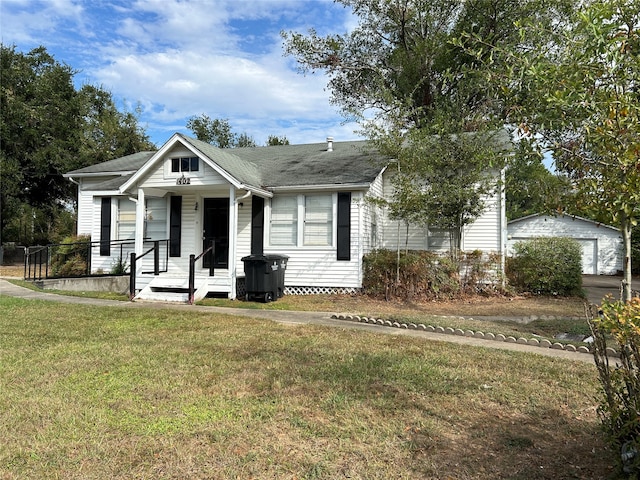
[176,176,191,185]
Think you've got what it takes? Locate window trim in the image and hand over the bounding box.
[268,193,337,249]
[100,197,112,256]
[303,194,334,247]
[165,154,204,179]
[170,156,200,173]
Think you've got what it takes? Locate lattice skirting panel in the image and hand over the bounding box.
[236,278,246,298]
[235,278,359,297]
[285,286,360,295]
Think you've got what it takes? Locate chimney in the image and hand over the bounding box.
[326,136,334,152]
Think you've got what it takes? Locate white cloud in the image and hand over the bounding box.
[1,0,86,45]
[1,0,363,146]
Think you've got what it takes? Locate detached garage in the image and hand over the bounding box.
[507,214,623,275]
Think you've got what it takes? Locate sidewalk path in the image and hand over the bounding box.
[0,278,595,364]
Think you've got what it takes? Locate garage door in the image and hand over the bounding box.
[576,239,597,275]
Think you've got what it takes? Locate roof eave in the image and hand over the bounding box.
[63,171,136,178]
[240,185,273,198]
[268,182,372,193]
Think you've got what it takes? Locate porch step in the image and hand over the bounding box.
[135,277,205,303]
[133,274,234,303]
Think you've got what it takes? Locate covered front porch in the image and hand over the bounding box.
[125,183,254,302]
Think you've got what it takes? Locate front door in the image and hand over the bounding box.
[203,198,229,269]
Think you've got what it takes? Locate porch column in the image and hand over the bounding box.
[229,186,237,299]
[135,188,146,275]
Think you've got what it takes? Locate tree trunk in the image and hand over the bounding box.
[621,214,633,303]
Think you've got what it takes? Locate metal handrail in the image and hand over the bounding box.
[24,239,169,280]
[129,240,169,300]
[188,240,215,304]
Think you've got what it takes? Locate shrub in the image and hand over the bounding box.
[506,237,582,296]
[110,257,128,275]
[589,298,640,476]
[362,249,502,301]
[50,235,91,277]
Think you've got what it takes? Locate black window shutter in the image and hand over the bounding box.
[169,196,182,257]
[251,196,264,254]
[100,197,111,256]
[337,192,351,261]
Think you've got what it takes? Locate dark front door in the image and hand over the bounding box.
[203,198,229,269]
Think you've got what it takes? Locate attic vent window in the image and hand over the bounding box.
[171,156,199,173]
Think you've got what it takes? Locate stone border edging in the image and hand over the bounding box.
[330,313,620,358]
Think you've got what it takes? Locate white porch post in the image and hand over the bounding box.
[229,186,237,299]
[135,188,146,275]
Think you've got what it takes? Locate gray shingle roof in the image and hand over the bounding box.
[230,140,384,188]
[66,151,156,175]
[85,174,136,191]
[178,135,263,187]
[68,136,386,192]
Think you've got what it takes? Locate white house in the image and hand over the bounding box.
[507,214,623,275]
[64,133,507,301]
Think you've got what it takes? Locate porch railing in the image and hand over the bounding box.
[24,239,169,282]
[128,240,170,300]
[188,239,215,304]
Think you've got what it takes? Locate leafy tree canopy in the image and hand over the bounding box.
[1,44,154,245]
[505,144,574,221]
[186,114,258,148]
[462,0,639,300]
[186,114,294,148]
[266,135,290,146]
[283,0,572,255]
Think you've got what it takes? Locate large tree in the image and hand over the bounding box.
[283,0,572,254]
[77,84,155,167]
[505,145,574,221]
[0,45,154,245]
[186,114,257,148]
[466,0,639,301]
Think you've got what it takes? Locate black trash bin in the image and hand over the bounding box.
[242,254,289,302]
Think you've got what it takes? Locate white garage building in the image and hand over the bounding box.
[507,214,623,275]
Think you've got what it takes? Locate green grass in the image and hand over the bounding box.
[201,295,593,345]
[8,279,593,344]
[0,296,614,479]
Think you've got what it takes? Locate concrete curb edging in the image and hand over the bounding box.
[330,313,618,358]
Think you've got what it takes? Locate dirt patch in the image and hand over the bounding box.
[0,264,23,277]
[304,292,587,319]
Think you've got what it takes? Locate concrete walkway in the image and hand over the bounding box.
[0,278,596,364]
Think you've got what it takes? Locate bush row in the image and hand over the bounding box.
[506,237,583,296]
[362,237,583,300]
[362,249,503,300]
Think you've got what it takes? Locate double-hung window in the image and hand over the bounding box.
[145,197,167,240]
[270,196,298,246]
[117,198,136,240]
[269,194,334,247]
[303,195,332,246]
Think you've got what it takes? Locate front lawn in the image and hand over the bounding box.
[0,296,613,479]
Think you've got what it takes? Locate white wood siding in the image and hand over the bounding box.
[263,194,363,288]
[76,178,110,236]
[507,215,623,275]
[377,169,503,253]
[362,172,384,253]
[235,197,253,276]
[142,146,227,188]
[461,194,501,252]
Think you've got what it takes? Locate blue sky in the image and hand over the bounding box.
[1,0,361,147]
